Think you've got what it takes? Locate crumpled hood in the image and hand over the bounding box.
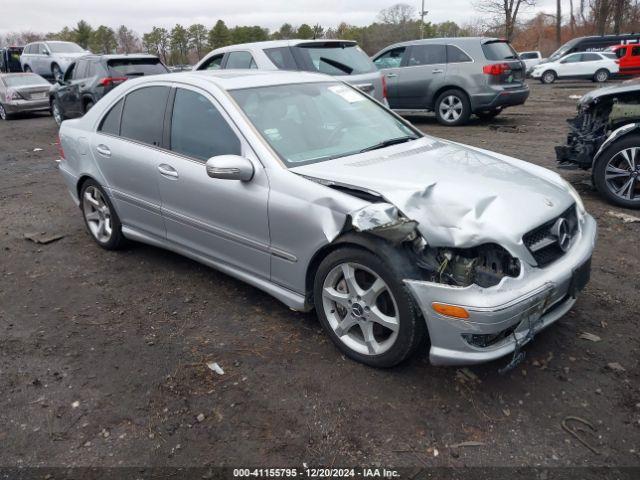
[579,79,640,106]
[291,137,574,253]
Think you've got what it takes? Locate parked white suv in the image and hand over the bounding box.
[518,50,542,73]
[20,41,89,80]
[531,51,619,84]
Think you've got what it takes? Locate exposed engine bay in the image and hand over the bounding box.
[348,202,521,288]
[556,81,640,169]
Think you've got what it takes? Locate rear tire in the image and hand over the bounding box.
[80,179,127,250]
[313,246,426,368]
[23,65,32,73]
[51,63,62,81]
[0,103,12,121]
[434,89,471,126]
[541,70,556,84]
[594,69,609,83]
[84,100,95,114]
[593,134,640,209]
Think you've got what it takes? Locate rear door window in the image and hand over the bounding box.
[200,54,224,70]
[482,41,518,60]
[38,44,47,55]
[170,88,241,161]
[633,46,640,56]
[73,60,88,79]
[446,45,472,63]
[581,53,601,62]
[373,47,406,69]
[120,86,170,146]
[226,51,257,69]
[407,44,446,66]
[98,98,124,136]
[264,47,298,70]
[293,43,375,75]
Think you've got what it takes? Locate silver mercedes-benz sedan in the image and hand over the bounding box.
[58,70,596,368]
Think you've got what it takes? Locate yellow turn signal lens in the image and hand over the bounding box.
[431,303,470,319]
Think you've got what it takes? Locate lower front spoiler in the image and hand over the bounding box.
[405,214,596,366]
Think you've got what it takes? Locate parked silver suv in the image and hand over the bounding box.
[194,39,387,103]
[372,37,530,125]
[21,41,88,80]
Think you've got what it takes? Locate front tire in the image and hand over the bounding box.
[313,246,425,368]
[51,99,65,126]
[594,69,609,83]
[593,134,640,208]
[84,100,95,113]
[80,180,126,249]
[434,89,471,126]
[23,65,32,73]
[541,70,556,84]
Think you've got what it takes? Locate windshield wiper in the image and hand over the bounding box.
[359,136,418,154]
[319,56,353,75]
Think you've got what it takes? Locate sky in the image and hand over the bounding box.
[0,0,560,36]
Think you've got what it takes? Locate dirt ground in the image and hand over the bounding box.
[1,81,639,473]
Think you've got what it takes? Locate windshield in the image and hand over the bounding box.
[3,74,49,87]
[107,58,168,76]
[548,38,580,62]
[294,43,376,75]
[47,42,84,53]
[230,82,419,166]
[482,41,518,60]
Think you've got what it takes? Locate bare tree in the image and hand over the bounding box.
[591,0,612,34]
[556,0,562,47]
[612,0,630,33]
[377,3,416,24]
[474,0,537,40]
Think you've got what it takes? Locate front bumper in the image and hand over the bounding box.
[470,85,530,112]
[405,213,597,366]
[4,98,50,114]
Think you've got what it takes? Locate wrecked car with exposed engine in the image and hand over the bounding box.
[556,79,640,208]
[57,70,597,369]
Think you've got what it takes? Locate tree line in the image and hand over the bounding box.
[2,2,640,64]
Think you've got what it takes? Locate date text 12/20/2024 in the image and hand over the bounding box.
[233,468,400,478]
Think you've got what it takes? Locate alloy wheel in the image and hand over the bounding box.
[322,262,400,356]
[596,70,608,82]
[0,104,6,120]
[82,186,113,243]
[605,147,640,201]
[543,71,555,84]
[438,95,463,123]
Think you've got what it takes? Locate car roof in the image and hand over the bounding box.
[79,53,160,61]
[127,69,336,90]
[386,36,500,48]
[213,38,357,51]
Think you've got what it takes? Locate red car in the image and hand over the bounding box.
[613,44,640,76]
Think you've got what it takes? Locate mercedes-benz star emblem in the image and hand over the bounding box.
[551,218,572,252]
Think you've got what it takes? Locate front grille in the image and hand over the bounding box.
[523,204,578,267]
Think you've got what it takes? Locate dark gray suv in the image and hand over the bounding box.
[372,37,530,126]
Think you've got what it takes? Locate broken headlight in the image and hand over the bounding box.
[415,243,521,288]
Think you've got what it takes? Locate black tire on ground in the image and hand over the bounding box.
[540,70,556,84]
[434,89,471,126]
[594,69,609,83]
[593,133,640,209]
[79,179,127,250]
[51,98,65,126]
[476,109,502,120]
[84,100,95,113]
[0,103,12,120]
[313,246,426,368]
[52,63,62,80]
[23,65,32,73]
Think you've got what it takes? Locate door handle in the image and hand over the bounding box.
[96,144,111,157]
[432,69,444,74]
[386,73,398,78]
[158,164,178,178]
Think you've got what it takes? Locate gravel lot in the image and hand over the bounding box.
[1,81,639,471]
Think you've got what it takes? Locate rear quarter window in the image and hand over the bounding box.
[294,44,375,75]
[446,45,472,63]
[264,47,298,70]
[98,98,124,136]
[482,41,518,60]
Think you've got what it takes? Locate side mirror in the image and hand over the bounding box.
[205,155,254,182]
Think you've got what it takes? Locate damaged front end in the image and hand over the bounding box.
[556,84,640,169]
[348,202,521,289]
